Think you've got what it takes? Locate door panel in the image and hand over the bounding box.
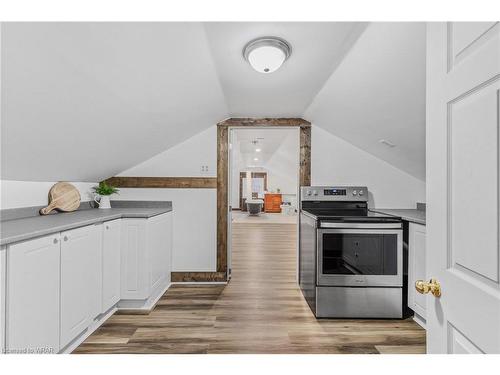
[149,214,170,291]
[450,22,498,65]
[427,22,500,353]
[408,223,427,319]
[448,324,484,354]
[121,219,148,299]
[449,80,499,283]
[60,225,100,348]
[7,235,60,353]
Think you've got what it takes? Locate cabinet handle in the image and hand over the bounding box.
[106,225,110,230]
[64,236,69,241]
[53,238,58,244]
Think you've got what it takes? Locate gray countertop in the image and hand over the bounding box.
[370,208,426,225]
[0,201,172,246]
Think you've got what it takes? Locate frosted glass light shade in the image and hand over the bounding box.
[243,37,291,74]
[248,45,286,73]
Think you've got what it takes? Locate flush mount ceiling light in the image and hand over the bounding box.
[243,37,291,74]
[255,148,261,152]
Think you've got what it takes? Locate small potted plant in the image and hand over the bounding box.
[92,181,119,209]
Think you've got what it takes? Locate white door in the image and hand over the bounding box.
[426,22,500,353]
[7,234,60,353]
[60,224,100,348]
[102,219,121,312]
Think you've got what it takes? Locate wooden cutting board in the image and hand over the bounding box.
[39,182,81,215]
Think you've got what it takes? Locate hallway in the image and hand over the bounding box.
[75,222,425,354]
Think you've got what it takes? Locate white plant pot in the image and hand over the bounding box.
[94,195,111,209]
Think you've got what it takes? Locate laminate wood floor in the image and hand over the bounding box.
[74,222,426,354]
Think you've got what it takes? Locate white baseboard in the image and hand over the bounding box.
[118,281,171,313]
[61,306,117,354]
[63,281,172,353]
[171,281,228,285]
[413,313,426,329]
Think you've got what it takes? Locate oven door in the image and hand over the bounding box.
[317,225,402,287]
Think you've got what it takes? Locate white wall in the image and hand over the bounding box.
[230,129,299,209]
[0,180,96,210]
[262,131,299,197]
[311,125,425,208]
[113,188,216,272]
[119,126,217,178]
[116,126,217,272]
[116,124,425,274]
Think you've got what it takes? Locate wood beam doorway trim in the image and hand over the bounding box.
[217,118,311,277]
[104,176,216,189]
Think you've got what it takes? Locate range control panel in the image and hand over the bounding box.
[300,186,368,202]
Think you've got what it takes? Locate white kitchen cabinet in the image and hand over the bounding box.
[60,224,101,349]
[2,208,173,352]
[120,219,148,300]
[1,246,6,354]
[120,212,172,309]
[408,222,427,326]
[6,234,61,353]
[149,212,172,291]
[102,219,121,312]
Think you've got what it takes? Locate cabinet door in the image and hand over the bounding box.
[148,213,172,291]
[408,223,427,320]
[7,235,60,353]
[121,219,148,300]
[102,219,121,312]
[60,224,100,348]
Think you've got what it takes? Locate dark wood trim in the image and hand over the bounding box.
[299,126,311,187]
[218,118,311,127]
[216,125,229,273]
[216,118,311,277]
[171,272,227,282]
[104,176,217,189]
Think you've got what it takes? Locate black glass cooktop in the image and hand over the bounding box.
[301,208,401,223]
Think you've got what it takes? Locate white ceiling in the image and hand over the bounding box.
[1,23,227,181]
[232,128,297,167]
[305,22,427,180]
[1,22,426,183]
[204,22,368,117]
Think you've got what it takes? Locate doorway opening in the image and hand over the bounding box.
[227,127,301,278]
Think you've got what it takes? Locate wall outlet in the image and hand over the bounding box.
[200,165,209,174]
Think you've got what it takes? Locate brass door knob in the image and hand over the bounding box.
[415,278,441,297]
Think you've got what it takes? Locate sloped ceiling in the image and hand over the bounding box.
[1,22,227,181]
[232,128,294,167]
[204,22,368,117]
[305,22,426,181]
[1,22,426,182]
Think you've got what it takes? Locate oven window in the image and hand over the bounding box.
[321,233,397,275]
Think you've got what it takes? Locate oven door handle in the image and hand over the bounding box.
[319,222,402,229]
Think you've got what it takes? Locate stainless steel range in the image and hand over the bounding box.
[299,186,403,318]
